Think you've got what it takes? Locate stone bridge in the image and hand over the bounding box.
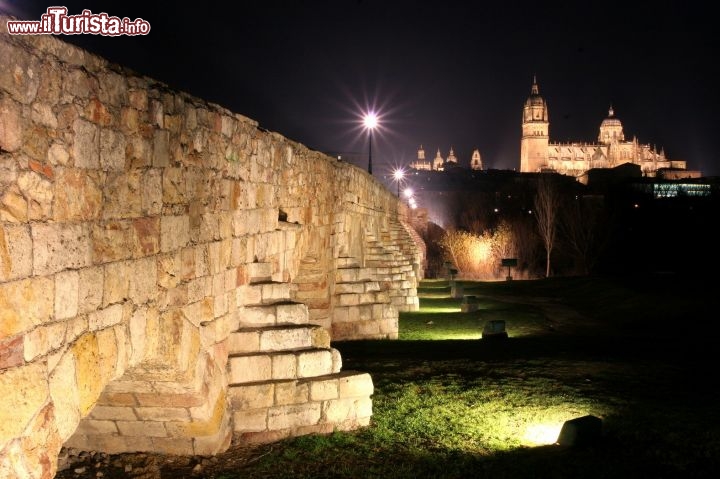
[0,20,423,479]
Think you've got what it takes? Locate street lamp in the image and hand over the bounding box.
[393,168,405,196]
[363,113,378,175]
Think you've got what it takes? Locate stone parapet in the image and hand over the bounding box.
[0,15,421,479]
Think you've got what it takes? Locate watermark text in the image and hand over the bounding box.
[7,7,151,36]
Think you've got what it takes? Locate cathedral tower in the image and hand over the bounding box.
[471,149,482,170]
[520,76,549,172]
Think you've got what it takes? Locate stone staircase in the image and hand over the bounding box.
[331,219,421,340]
[229,262,373,444]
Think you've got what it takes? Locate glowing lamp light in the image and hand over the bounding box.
[363,112,378,130]
[523,423,565,446]
[403,187,414,198]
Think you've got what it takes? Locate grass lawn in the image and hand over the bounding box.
[234,274,720,478]
[58,274,720,478]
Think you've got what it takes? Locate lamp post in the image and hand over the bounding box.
[393,168,405,197]
[363,113,378,175]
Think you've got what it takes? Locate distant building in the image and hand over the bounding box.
[410,145,482,171]
[519,76,699,181]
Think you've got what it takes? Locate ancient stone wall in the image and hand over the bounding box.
[0,19,422,479]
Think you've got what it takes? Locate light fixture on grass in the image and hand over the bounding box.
[556,415,603,446]
[482,319,508,339]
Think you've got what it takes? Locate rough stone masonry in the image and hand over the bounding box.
[0,16,423,479]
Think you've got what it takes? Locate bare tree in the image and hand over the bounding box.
[560,195,613,275]
[534,174,561,277]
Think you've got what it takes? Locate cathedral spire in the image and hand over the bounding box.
[531,74,539,95]
[608,105,614,117]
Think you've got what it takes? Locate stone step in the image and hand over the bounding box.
[227,348,341,384]
[230,371,373,441]
[246,262,273,284]
[227,324,330,355]
[334,281,381,294]
[239,281,295,306]
[237,301,309,328]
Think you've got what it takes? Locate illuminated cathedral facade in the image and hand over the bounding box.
[520,77,688,179]
[410,145,483,171]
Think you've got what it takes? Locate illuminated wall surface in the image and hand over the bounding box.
[0,18,423,479]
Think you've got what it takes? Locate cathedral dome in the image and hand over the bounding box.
[598,106,624,143]
[600,106,622,128]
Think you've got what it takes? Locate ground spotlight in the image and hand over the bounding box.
[481,320,508,339]
[556,415,603,446]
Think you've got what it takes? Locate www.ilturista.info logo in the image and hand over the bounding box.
[6,7,150,36]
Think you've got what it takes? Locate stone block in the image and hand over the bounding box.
[141,168,162,215]
[338,372,374,398]
[134,406,191,422]
[228,383,274,410]
[53,168,103,221]
[0,96,22,152]
[228,355,271,383]
[267,403,321,430]
[227,331,261,354]
[102,261,131,306]
[0,185,27,222]
[246,262,272,282]
[276,303,308,324]
[91,221,135,263]
[117,420,167,437]
[0,335,24,369]
[78,266,103,313]
[32,222,91,276]
[239,305,276,326]
[261,282,292,303]
[132,217,160,257]
[103,171,142,219]
[233,409,267,433]
[309,377,339,401]
[186,277,210,303]
[153,129,170,167]
[74,419,119,435]
[48,353,80,439]
[260,327,311,351]
[160,215,190,253]
[23,320,67,361]
[100,128,126,171]
[0,362,49,445]
[0,277,54,338]
[151,437,195,456]
[0,224,32,281]
[162,167,186,204]
[297,350,332,378]
[271,353,296,380]
[18,170,53,220]
[275,380,309,406]
[89,405,138,421]
[72,118,99,168]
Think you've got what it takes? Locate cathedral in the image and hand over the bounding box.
[520,76,688,180]
[410,145,483,171]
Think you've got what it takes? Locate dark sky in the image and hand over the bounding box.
[4,1,718,178]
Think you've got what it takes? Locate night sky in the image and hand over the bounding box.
[4,1,718,178]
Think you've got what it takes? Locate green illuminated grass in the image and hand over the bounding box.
[232,275,720,478]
